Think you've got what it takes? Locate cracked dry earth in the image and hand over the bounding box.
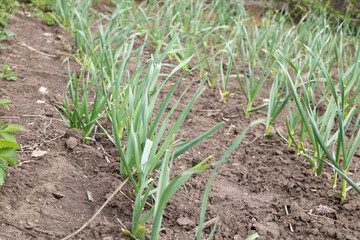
[0,14,359,240]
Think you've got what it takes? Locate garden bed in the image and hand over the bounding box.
[0,10,359,240]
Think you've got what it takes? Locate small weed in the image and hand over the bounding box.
[42,12,55,25]
[0,100,24,186]
[33,0,52,10]
[0,0,17,50]
[0,29,15,50]
[0,62,17,81]
[0,0,20,14]
[0,11,8,28]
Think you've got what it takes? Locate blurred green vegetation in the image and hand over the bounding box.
[273,0,360,33]
[18,0,56,25]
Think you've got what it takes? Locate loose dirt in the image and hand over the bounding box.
[0,14,359,240]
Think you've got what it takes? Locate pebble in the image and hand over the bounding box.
[65,128,82,139]
[65,136,78,150]
[313,205,336,215]
[102,236,113,240]
[31,150,47,159]
[39,86,48,94]
[176,217,195,227]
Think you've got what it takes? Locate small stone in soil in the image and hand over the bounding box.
[31,150,47,159]
[102,236,113,240]
[273,150,283,155]
[176,217,195,227]
[253,222,280,239]
[52,193,64,199]
[86,191,94,202]
[65,128,82,139]
[39,86,48,94]
[234,234,241,240]
[65,136,78,150]
[313,205,336,215]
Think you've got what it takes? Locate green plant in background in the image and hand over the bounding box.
[58,58,108,142]
[0,29,15,50]
[19,0,57,25]
[203,52,222,89]
[42,12,56,25]
[33,0,52,10]
[264,67,290,138]
[0,11,8,29]
[272,0,360,35]
[53,0,74,29]
[53,0,93,36]
[0,62,17,81]
[0,99,24,186]
[229,22,277,117]
[23,0,51,11]
[0,0,17,49]
[0,0,20,16]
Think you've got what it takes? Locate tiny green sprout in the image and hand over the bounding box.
[0,62,17,81]
[246,232,259,240]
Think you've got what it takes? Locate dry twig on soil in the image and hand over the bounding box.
[60,178,129,240]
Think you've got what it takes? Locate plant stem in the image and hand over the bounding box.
[341,169,347,203]
[333,171,338,189]
[245,102,252,119]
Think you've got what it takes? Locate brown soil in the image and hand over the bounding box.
[0,14,359,240]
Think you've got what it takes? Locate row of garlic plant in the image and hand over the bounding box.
[264,11,360,202]
[106,34,225,238]
[82,0,360,203]
[54,0,252,239]
[123,0,360,202]
[118,0,289,112]
[54,3,360,239]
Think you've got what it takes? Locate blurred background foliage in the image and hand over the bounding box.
[271,0,360,33]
